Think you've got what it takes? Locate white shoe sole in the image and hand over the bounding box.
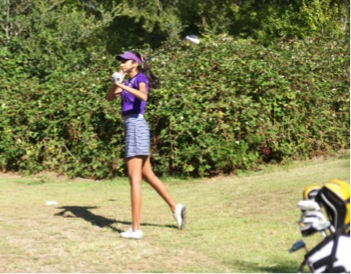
[174,204,186,229]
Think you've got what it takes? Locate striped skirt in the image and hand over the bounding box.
[123,114,150,158]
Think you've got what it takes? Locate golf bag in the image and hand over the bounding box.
[290,179,350,273]
[299,228,350,273]
[315,180,350,234]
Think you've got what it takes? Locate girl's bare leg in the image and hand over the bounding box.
[142,156,176,213]
[126,156,144,231]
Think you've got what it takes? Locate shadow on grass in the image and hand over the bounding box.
[225,259,300,273]
[54,206,176,233]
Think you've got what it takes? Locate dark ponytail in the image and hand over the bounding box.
[131,51,160,89]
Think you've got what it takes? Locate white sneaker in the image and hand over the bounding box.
[120,228,143,239]
[173,204,186,229]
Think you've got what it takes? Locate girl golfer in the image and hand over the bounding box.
[106,51,186,239]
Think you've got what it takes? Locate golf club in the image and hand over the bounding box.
[145,34,200,61]
[112,35,200,82]
[289,240,306,253]
[297,200,321,211]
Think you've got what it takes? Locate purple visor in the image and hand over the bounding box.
[116,51,142,64]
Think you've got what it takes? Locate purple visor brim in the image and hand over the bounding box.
[116,51,142,64]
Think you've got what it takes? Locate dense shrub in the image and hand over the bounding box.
[147,35,349,176]
[0,35,349,178]
[0,46,122,178]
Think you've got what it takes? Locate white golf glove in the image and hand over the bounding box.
[111,72,122,83]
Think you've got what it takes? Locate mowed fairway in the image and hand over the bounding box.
[0,154,349,273]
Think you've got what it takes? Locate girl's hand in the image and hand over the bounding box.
[117,70,126,84]
[111,70,127,84]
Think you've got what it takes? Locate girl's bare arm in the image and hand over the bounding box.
[106,84,122,101]
[116,82,148,101]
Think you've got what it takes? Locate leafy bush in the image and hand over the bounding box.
[1,34,349,178]
[147,35,349,176]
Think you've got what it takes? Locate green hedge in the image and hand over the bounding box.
[0,35,349,178]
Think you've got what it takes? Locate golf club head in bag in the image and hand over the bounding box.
[296,200,332,236]
[297,200,321,211]
[289,239,306,253]
[298,210,332,236]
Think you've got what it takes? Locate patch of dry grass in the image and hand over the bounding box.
[0,155,349,272]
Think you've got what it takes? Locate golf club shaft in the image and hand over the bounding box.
[145,42,175,62]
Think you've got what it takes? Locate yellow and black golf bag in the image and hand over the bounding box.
[290,179,350,273]
[315,180,350,234]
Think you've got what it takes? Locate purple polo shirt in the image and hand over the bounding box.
[121,72,149,117]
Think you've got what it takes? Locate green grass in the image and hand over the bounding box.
[0,154,349,272]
